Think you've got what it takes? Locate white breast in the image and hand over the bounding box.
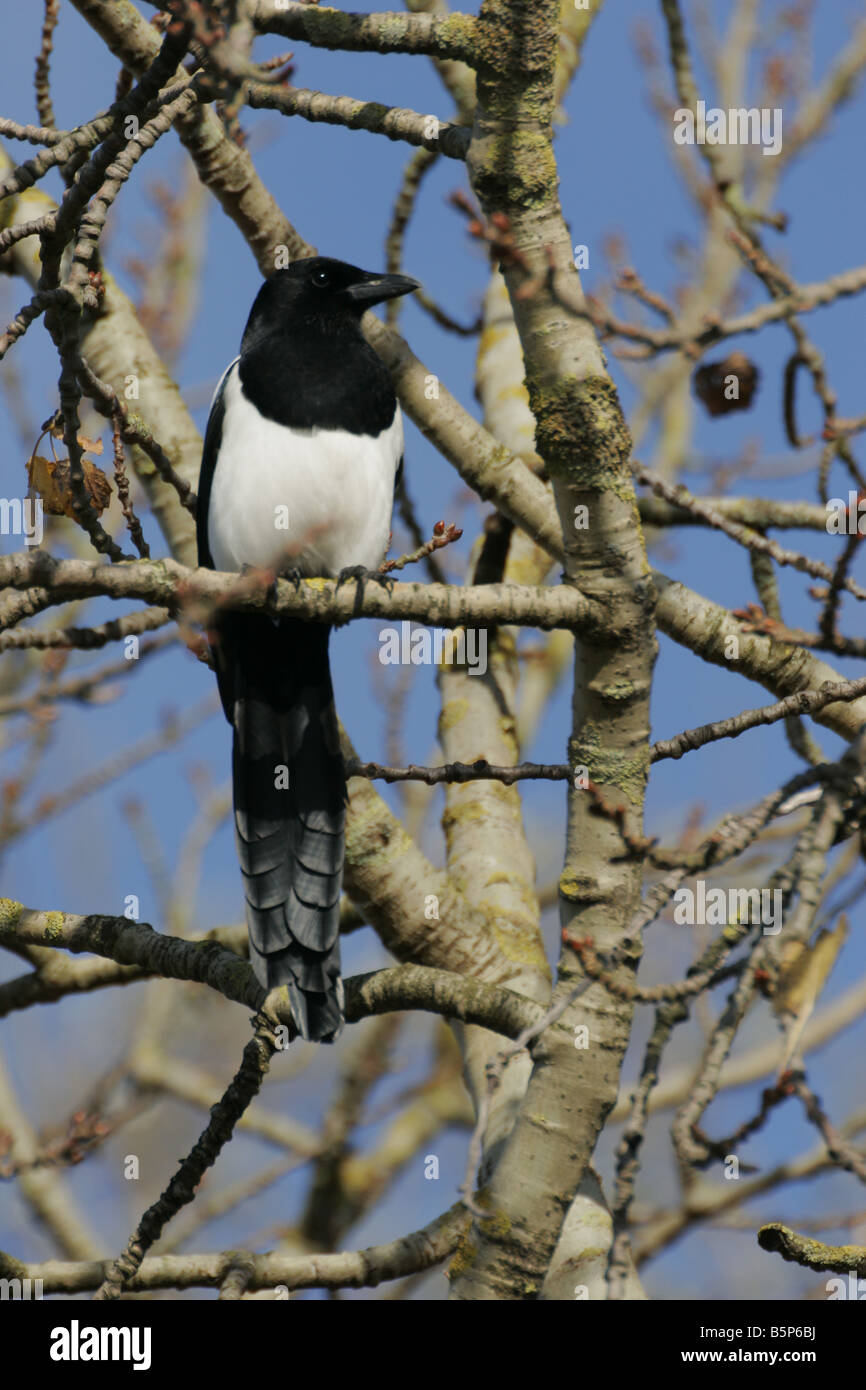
[207,364,402,578]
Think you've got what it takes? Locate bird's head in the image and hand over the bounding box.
[245,256,420,341]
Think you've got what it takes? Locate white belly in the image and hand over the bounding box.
[207,364,401,577]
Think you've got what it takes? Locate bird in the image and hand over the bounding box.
[196,256,420,1042]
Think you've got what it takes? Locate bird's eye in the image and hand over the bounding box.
[312,268,331,289]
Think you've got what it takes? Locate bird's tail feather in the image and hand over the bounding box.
[218,615,345,1042]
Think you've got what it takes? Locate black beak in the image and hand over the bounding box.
[346,271,421,307]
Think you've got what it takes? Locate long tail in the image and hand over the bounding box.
[215,614,345,1041]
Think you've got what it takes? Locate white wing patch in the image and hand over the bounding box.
[207,364,402,577]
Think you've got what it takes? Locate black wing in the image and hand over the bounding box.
[195,358,236,570]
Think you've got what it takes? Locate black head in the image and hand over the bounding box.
[242,256,420,349]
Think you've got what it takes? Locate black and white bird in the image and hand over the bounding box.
[196,256,419,1042]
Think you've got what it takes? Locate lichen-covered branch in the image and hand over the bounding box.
[249,0,477,62]
[0,551,599,632]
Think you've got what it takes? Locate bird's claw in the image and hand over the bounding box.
[335,565,395,595]
[335,565,366,590]
[371,569,396,595]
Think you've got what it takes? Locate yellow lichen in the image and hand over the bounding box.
[0,898,23,928]
[41,910,65,940]
[439,698,470,732]
[491,920,550,973]
[446,1234,478,1281]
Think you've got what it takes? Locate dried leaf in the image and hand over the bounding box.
[77,433,104,456]
[774,915,849,1021]
[27,453,112,518]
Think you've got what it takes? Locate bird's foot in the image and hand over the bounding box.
[283,566,304,591]
[335,565,395,596]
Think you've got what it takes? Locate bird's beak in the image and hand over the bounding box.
[346,272,421,306]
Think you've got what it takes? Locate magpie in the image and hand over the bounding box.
[196,256,419,1042]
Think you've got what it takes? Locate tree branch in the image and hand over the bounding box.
[1,1202,469,1293]
[244,81,471,159]
[0,551,600,632]
[249,0,477,63]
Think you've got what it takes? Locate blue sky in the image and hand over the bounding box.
[1,1,865,1299]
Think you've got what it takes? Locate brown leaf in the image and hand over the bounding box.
[76,433,104,456]
[27,453,112,518]
[773,915,849,1022]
